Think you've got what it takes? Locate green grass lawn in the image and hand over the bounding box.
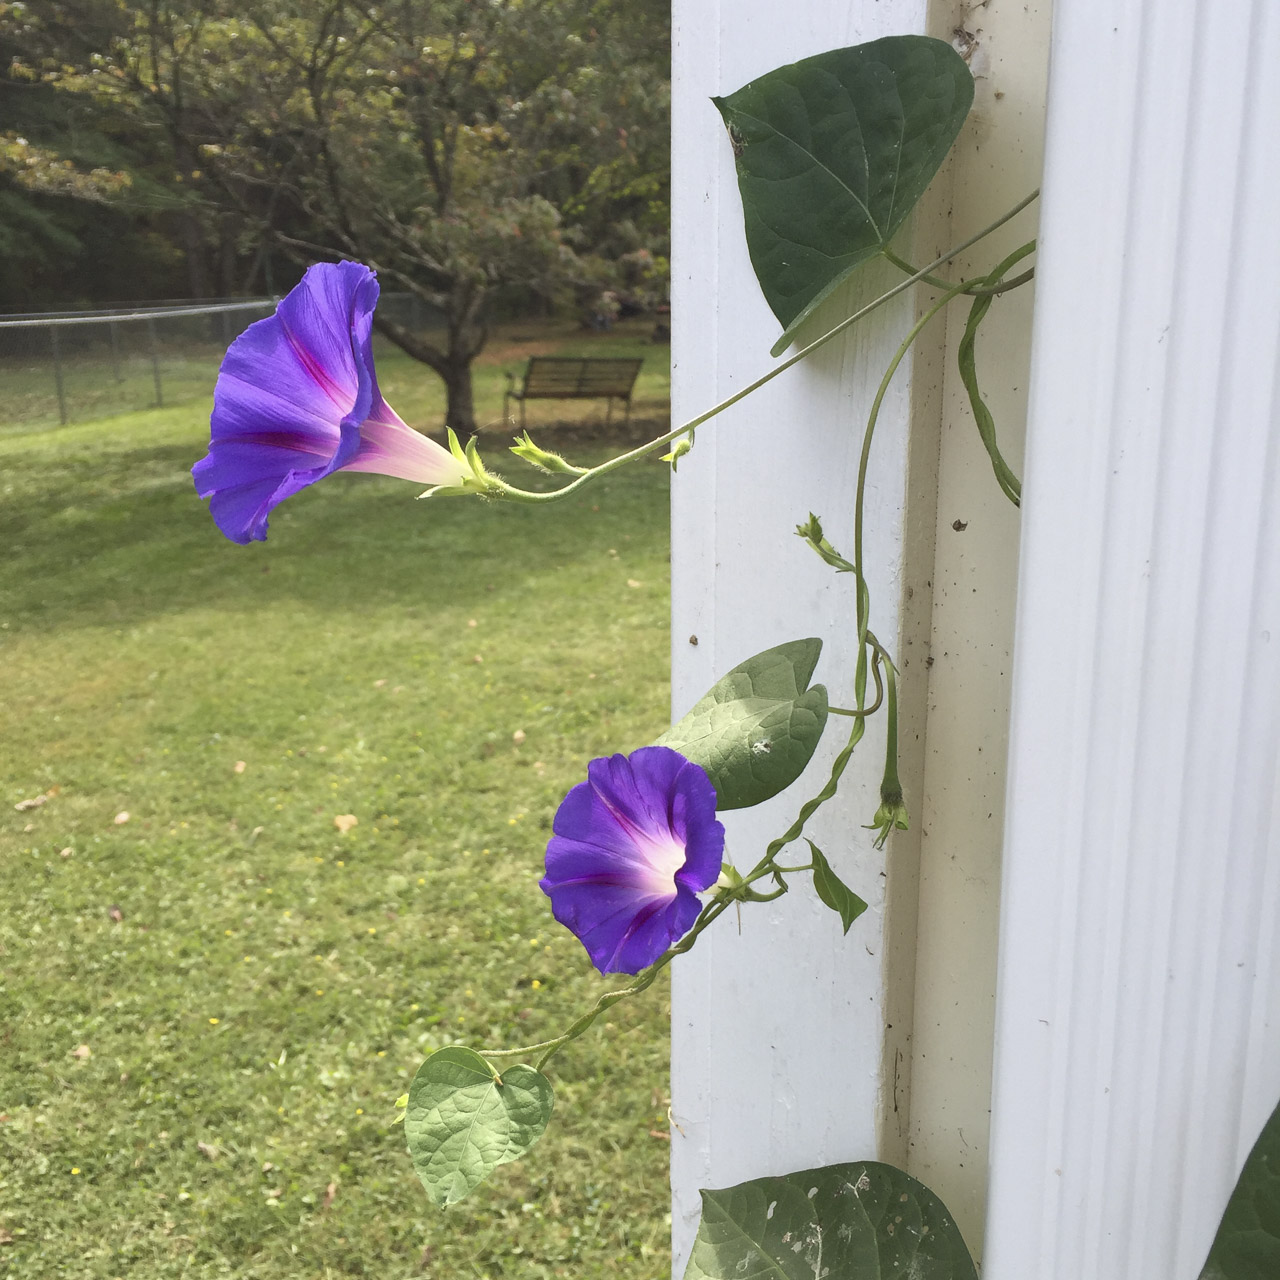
[0,357,674,1277]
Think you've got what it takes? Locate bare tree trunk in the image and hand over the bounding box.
[442,357,477,437]
[372,312,479,439]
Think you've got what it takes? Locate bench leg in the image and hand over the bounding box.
[605,397,613,426]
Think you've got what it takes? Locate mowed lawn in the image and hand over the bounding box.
[0,339,674,1278]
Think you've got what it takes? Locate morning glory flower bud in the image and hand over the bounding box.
[866,782,909,850]
[539,746,725,976]
[192,261,471,543]
[508,432,586,475]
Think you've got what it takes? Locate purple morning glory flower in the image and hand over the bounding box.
[192,260,469,543]
[540,746,725,975]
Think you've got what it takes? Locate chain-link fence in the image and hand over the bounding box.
[0,292,445,432]
[0,299,278,431]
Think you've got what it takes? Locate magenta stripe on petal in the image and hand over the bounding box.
[539,746,724,975]
[192,260,469,543]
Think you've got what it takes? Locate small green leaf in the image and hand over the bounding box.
[714,36,974,355]
[806,839,867,934]
[656,638,828,810]
[405,1047,553,1208]
[1200,1096,1280,1280]
[684,1160,977,1280]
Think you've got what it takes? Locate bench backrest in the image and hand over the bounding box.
[521,357,643,399]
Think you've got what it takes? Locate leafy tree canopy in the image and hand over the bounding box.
[4,0,671,430]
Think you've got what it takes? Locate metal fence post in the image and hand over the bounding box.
[109,320,123,383]
[146,316,163,407]
[50,325,68,425]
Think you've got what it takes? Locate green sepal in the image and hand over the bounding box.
[683,1160,977,1280]
[714,35,974,356]
[865,782,909,850]
[656,638,828,810]
[404,1046,553,1208]
[711,861,745,898]
[806,839,867,934]
[446,426,469,468]
[421,429,504,499]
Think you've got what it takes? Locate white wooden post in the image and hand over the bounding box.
[984,2,1280,1278]
[670,1,938,1269]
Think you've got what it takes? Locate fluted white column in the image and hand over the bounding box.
[985,2,1280,1278]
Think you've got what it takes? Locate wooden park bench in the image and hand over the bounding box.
[503,356,644,428]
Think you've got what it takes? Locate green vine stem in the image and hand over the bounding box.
[957,239,1037,505]
[880,245,1035,298]
[484,191,1040,506]
[471,201,1041,1078]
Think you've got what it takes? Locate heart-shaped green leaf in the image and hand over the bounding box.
[656,638,828,810]
[405,1047,553,1208]
[1200,1096,1280,1280]
[807,838,867,934]
[684,1160,977,1280]
[715,35,974,355]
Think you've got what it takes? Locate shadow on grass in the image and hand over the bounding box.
[0,439,670,635]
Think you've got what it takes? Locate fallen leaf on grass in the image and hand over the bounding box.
[70,1044,91,1060]
[59,847,72,859]
[14,794,47,812]
[0,1229,12,1245]
[322,1181,337,1211]
[233,761,246,774]
[648,1129,671,1141]
[512,729,526,745]
[113,811,130,825]
[373,679,387,688]
[196,1141,219,1161]
[627,578,641,588]
[108,905,124,922]
[333,814,358,834]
